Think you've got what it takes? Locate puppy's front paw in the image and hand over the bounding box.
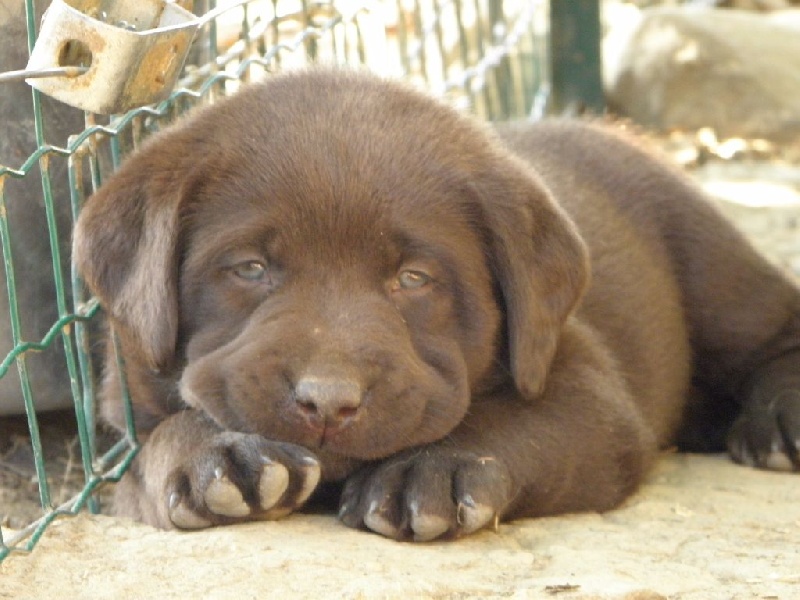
[338,449,512,541]
[728,390,800,472]
[165,432,321,529]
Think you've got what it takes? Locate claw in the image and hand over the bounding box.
[168,493,213,530]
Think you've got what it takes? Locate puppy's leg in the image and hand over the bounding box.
[666,191,800,471]
[339,323,657,541]
[114,409,322,529]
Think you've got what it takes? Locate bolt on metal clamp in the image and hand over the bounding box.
[23,0,199,114]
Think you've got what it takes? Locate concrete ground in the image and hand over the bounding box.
[1,453,798,599]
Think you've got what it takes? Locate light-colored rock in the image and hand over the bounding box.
[604,7,800,141]
[694,162,800,277]
[1,454,798,599]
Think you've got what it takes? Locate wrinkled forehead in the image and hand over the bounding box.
[181,155,488,271]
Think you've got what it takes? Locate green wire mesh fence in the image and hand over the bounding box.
[0,0,555,561]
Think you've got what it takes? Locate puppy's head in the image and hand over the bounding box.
[74,70,587,466]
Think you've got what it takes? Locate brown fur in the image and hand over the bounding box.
[73,69,800,540]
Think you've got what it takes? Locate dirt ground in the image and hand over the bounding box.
[1,453,798,599]
[0,412,114,530]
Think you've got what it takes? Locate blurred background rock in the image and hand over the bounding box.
[603,0,800,278]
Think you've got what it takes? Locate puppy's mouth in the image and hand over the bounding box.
[293,400,403,461]
[322,420,356,448]
[298,413,358,452]
[179,373,379,458]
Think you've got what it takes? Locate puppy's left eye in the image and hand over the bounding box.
[232,260,267,282]
[397,269,431,290]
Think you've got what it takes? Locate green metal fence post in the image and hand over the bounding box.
[549,0,604,115]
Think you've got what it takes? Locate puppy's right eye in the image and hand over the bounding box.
[231,260,267,282]
[397,269,431,290]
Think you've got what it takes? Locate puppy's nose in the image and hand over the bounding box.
[294,375,362,427]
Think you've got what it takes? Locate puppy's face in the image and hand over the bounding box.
[175,142,501,462]
[74,70,588,474]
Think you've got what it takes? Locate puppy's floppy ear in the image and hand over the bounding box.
[73,135,197,370]
[476,157,589,399]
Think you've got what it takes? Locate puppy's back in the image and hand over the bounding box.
[497,121,695,445]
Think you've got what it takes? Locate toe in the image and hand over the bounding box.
[364,499,402,539]
[257,459,290,510]
[456,494,496,535]
[168,493,212,530]
[295,456,322,505]
[408,500,450,542]
[204,469,251,517]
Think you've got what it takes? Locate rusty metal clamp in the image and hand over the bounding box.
[23,0,209,114]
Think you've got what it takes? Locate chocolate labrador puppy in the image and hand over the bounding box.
[73,69,800,541]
